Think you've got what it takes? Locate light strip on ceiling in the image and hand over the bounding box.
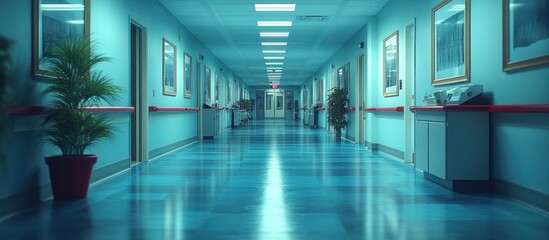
[261,42,287,46]
[257,21,293,27]
[263,50,286,54]
[266,67,283,70]
[260,32,290,37]
[264,56,285,60]
[265,62,284,65]
[66,20,85,24]
[41,4,84,11]
[255,4,296,12]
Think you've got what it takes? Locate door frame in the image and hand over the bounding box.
[404,19,416,163]
[356,54,365,145]
[130,20,149,164]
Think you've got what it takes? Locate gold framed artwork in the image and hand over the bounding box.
[33,0,90,77]
[431,0,470,86]
[503,0,549,71]
[383,31,399,97]
[183,52,192,98]
[162,38,176,96]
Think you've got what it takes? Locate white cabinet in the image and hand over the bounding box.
[414,108,489,190]
[203,109,220,139]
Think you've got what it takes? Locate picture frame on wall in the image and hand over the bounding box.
[383,31,399,97]
[183,52,192,98]
[204,66,211,102]
[431,0,470,86]
[33,0,90,77]
[503,0,549,71]
[162,38,177,96]
[214,72,219,102]
[337,62,350,97]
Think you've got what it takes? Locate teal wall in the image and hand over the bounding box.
[0,0,247,207]
[314,0,548,195]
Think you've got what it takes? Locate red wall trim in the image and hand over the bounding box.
[364,107,404,112]
[488,104,549,113]
[10,106,134,115]
[410,105,549,113]
[148,106,199,112]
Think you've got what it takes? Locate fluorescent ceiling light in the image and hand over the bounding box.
[66,20,85,24]
[257,21,293,27]
[260,32,290,37]
[265,62,284,65]
[267,69,283,73]
[274,70,282,73]
[263,50,286,54]
[264,56,285,60]
[262,42,287,46]
[41,4,84,11]
[266,67,283,70]
[267,72,282,75]
[255,4,296,12]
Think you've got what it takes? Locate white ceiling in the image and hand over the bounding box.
[158,0,390,86]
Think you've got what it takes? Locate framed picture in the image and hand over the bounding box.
[383,31,399,97]
[33,0,90,77]
[183,52,192,98]
[204,66,211,102]
[227,81,231,103]
[503,0,549,71]
[162,38,176,96]
[337,62,350,96]
[431,0,470,86]
[214,72,219,102]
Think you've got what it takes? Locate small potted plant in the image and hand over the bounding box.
[42,37,122,199]
[327,87,347,138]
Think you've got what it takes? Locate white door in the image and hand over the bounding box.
[404,20,416,163]
[274,91,285,118]
[265,90,284,119]
[265,91,274,118]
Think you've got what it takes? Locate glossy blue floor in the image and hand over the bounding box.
[1,119,548,239]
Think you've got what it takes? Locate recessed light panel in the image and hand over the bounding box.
[260,32,290,37]
[264,56,285,60]
[265,62,284,65]
[257,21,293,27]
[255,4,296,12]
[263,50,287,54]
[261,42,287,46]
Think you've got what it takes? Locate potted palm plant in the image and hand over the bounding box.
[42,37,122,199]
[327,87,347,138]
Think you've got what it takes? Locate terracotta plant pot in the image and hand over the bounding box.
[45,155,97,200]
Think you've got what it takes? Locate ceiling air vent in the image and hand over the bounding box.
[299,16,326,22]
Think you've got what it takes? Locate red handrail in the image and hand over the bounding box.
[364,107,404,112]
[10,106,134,115]
[410,104,549,113]
[488,104,549,113]
[149,106,199,112]
[85,107,135,112]
[346,107,356,111]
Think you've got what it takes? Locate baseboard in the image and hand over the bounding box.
[0,186,42,221]
[149,137,197,159]
[493,179,549,213]
[90,158,129,183]
[0,158,131,220]
[365,141,404,160]
[342,134,355,142]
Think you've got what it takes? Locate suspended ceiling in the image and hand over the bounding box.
[158,0,390,87]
